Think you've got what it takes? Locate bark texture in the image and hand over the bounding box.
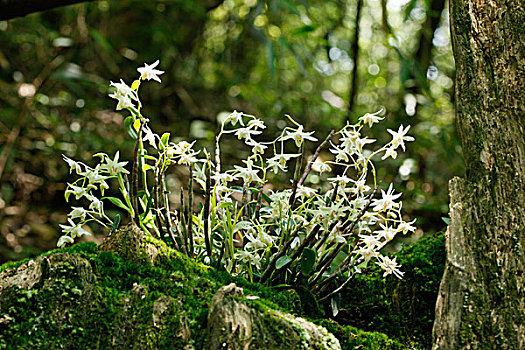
[433,0,525,349]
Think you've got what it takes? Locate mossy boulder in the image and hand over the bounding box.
[0,223,339,349]
[0,223,419,349]
[207,283,340,349]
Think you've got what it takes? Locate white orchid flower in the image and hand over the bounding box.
[137,60,164,82]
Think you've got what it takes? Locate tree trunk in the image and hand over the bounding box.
[433,0,524,349]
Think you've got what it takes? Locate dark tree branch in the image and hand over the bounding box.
[0,0,226,21]
[0,0,96,21]
[413,0,446,82]
[347,0,363,118]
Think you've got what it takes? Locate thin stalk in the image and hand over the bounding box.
[318,271,356,302]
[298,130,335,186]
[259,222,308,283]
[310,183,339,253]
[289,142,305,207]
[260,223,321,283]
[187,164,194,258]
[241,181,249,219]
[309,186,377,288]
[315,253,357,294]
[131,122,144,224]
[215,239,225,270]
[162,173,180,251]
[179,188,188,255]
[203,163,213,259]
[253,182,264,220]
[153,167,163,239]
[316,238,388,296]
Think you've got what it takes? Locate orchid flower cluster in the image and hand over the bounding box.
[59,60,416,307]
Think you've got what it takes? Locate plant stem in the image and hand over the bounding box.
[179,187,188,255]
[187,164,194,258]
[131,122,144,225]
[309,187,376,288]
[260,223,318,284]
[298,130,335,186]
[203,162,213,259]
[289,142,305,207]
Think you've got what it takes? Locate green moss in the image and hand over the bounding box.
[0,240,212,348]
[0,230,412,349]
[0,232,318,349]
[336,231,445,348]
[0,242,97,274]
[317,319,415,350]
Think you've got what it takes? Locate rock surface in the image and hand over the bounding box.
[207,283,341,350]
[0,223,339,349]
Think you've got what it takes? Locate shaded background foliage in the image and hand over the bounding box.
[0,0,460,263]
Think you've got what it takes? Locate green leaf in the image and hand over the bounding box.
[442,217,450,225]
[111,214,121,232]
[331,251,348,270]
[142,155,157,161]
[104,197,132,213]
[275,255,292,270]
[218,201,234,210]
[124,116,138,140]
[292,25,317,35]
[230,186,243,192]
[160,132,170,146]
[403,0,417,21]
[357,259,368,269]
[144,192,153,216]
[262,192,272,204]
[301,248,317,276]
[400,56,410,87]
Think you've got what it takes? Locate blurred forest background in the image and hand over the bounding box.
[0,0,461,263]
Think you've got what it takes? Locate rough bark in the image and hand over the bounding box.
[433,0,525,349]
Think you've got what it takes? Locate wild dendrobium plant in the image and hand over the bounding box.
[59,60,416,312]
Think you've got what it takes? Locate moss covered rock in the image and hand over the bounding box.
[207,283,340,349]
[0,223,417,349]
[0,224,337,349]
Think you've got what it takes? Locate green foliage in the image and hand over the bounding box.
[336,231,446,348]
